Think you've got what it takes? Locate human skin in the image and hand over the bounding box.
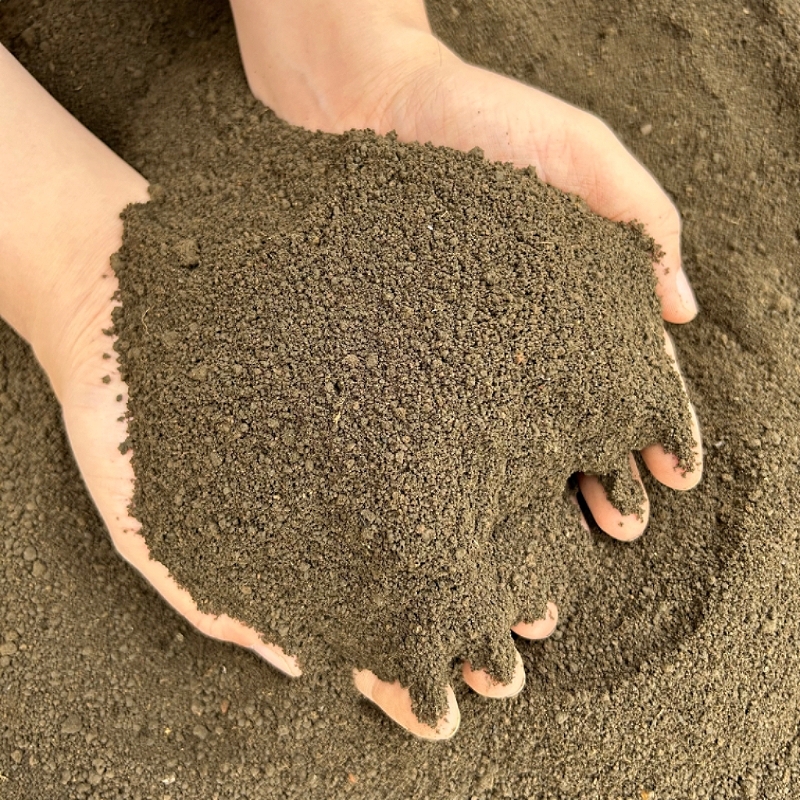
[0,0,702,742]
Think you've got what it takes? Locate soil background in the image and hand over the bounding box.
[1,1,800,798]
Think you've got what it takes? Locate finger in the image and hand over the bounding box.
[353,669,460,740]
[512,600,559,640]
[641,401,703,490]
[577,453,650,541]
[249,642,302,678]
[462,647,525,699]
[190,608,301,678]
[641,330,703,490]
[110,522,302,676]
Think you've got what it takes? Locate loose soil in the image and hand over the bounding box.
[1,0,800,798]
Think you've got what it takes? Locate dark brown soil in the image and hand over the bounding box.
[2,0,800,797]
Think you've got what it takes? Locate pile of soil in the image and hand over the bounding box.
[2,0,800,797]
[112,93,693,720]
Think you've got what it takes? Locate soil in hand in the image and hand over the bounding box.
[112,73,693,722]
[2,0,800,796]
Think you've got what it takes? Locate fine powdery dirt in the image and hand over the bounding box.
[2,0,800,798]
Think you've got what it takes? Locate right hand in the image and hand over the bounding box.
[231,0,704,735]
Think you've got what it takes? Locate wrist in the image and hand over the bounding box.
[229,0,448,132]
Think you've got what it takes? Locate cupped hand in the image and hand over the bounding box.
[0,43,304,716]
[60,309,302,678]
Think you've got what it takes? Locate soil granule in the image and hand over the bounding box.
[2,0,800,798]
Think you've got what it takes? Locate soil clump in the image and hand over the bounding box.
[112,91,692,719]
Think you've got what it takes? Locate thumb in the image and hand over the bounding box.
[534,97,698,323]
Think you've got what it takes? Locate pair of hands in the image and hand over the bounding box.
[0,0,702,740]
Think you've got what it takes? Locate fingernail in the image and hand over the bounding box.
[676,270,699,316]
[352,668,377,699]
